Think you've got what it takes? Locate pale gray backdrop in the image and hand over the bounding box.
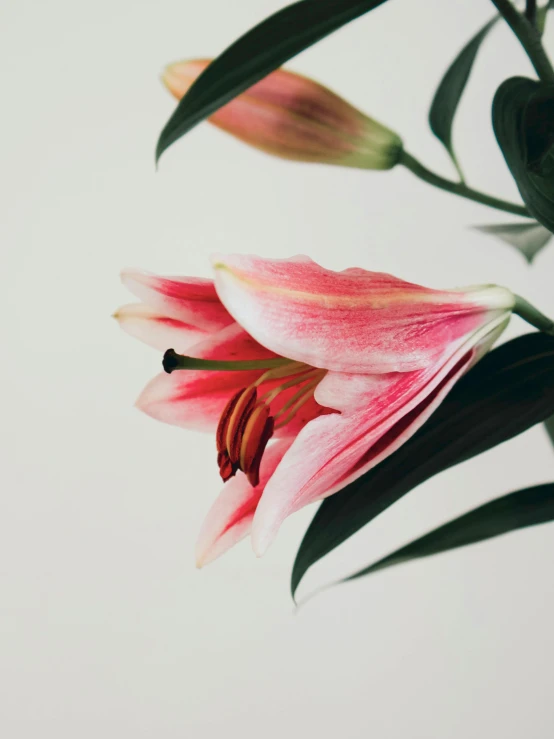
[2,0,554,736]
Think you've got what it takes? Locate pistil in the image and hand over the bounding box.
[163,348,291,374]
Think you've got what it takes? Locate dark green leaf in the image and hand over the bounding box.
[429,16,497,180]
[474,221,552,262]
[545,414,554,447]
[291,333,554,599]
[343,483,554,582]
[492,76,554,232]
[156,0,390,161]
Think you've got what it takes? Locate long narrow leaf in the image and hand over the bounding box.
[156,0,390,161]
[291,333,554,599]
[342,483,554,582]
[429,16,497,181]
[545,414,554,447]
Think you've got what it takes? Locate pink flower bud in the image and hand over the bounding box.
[162,59,402,169]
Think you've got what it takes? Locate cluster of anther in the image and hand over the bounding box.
[216,386,274,488]
[215,362,325,487]
[162,349,324,488]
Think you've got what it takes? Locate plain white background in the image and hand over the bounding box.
[2,0,554,736]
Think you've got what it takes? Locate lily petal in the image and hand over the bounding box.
[121,269,234,333]
[195,439,293,567]
[251,315,510,555]
[212,254,515,373]
[114,303,210,353]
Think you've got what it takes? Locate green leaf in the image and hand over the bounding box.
[291,333,554,599]
[545,414,554,447]
[156,0,390,162]
[342,483,554,582]
[429,16,497,181]
[474,221,552,262]
[492,76,554,232]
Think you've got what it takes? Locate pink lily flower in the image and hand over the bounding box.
[115,256,514,565]
[162,59,402,169]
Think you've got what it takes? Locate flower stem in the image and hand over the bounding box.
[163,348,289,374]
[400,151,531,217]
[525,0,537,27]
[513,295,554,335]
[490,0,554,82]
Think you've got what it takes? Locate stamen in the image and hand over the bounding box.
[211,356,325,487]
[226,387,257,463]
[217,450,235,482]
[163,348,291,374]
[253,361,309,387]
[239,405,274,488]
[260,368,320,405]
[274,377,322,429]
[216,388,243,453]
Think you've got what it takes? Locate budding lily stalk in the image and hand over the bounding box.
[161,57,532,217]
[162,59,403,170]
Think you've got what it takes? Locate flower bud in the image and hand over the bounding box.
[162,59,403,169]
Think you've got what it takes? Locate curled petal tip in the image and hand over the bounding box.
[209,253,227,271]
[250,525,275,558]
[160,64,175,92]
[120,267,137,279]
[120,267,147,292]
[160,62,182,96]
[133,394,145,412]
[161,58,210,100]
[194,541,211,569]
[134,383,155,415]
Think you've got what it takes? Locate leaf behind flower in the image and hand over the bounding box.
[291,333,554,599]
[341,483,554,583]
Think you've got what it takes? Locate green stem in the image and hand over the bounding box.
[163,348,289,374]
[525,0,537,27]
[491,0,554,82]
[400,151,531,217]
[513,295,554,335]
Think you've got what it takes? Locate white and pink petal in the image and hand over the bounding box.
[212,254,514,374]
[251,314,510,555]
[121,269,234,333]
[195,439,293,566]
[114,302,210,353]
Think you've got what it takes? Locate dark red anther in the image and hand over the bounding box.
[226,387,257,464]
[217,450,236,483]
[239,404,275,488]
[215,386,258,483]
[216,388,243,454]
